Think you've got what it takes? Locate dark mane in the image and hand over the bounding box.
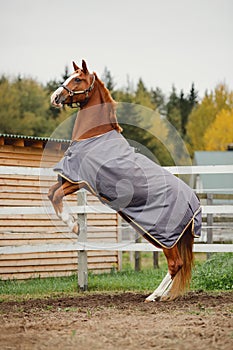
[94,73,122,133]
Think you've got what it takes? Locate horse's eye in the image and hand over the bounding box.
[75,78,81,83]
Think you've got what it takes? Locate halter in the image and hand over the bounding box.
[61,74,96,108]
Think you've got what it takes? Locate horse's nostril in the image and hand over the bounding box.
[55,95,60,103]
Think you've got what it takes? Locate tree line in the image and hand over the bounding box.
[0,67,232,165]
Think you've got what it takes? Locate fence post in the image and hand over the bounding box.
[77,190,88,291]
[135,236,141,271]
[207,193,213,259]
[153,252,159,269]
[117,215,123,271]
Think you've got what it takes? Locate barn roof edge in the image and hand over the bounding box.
[0,133,70,144]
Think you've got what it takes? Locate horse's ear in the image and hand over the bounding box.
[82,59,89,74]
[72,61,80,71]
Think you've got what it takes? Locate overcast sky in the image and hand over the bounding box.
[0,0,232,97]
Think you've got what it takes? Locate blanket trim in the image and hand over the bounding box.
[119,207,201,249]
[56,171,201,250]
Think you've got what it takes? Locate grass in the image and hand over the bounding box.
[0,253,232,301]
[191,252,233,291]
[0,274,78,300]
[88,266,167,292]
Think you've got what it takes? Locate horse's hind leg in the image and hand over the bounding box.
[163,245,183,279]
[145,245,183,302]
[145,272,173,302]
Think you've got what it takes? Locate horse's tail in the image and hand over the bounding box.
[169,224,194,300]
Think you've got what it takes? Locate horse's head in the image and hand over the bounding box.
[51,60,95,108]
[51,59,123,134]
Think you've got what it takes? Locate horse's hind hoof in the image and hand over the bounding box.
[144,296,160,302]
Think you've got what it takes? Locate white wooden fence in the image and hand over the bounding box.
[0,165,233,289]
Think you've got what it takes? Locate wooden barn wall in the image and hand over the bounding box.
[0,140,119,280]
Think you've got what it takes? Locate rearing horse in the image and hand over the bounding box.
[49,60,202,301]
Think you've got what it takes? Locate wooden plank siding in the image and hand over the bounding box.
[0,136,119,280]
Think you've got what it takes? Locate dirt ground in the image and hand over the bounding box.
[0,291,232,350]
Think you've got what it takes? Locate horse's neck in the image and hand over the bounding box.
[72,110,113,141]
[72,82,114,141]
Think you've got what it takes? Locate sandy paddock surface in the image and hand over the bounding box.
[0,291,232,350]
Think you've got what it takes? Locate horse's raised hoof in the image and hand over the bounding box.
[72,222,79,235]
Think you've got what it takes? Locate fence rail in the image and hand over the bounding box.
[1,164,233,176]
[1,204,233,216]
[0,242,232,255]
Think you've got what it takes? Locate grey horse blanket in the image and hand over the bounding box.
[54,130,202,248]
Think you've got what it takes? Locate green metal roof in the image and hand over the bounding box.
[194,151,233,194]
[0,133,70,143]
[194,151,233,166]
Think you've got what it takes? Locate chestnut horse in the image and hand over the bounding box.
[49,60,202,301]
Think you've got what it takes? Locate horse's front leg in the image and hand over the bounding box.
[48,181,61,202]
[48,180,83,234]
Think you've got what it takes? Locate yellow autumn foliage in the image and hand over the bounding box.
[186,84,233,152]
[204,109,233,150]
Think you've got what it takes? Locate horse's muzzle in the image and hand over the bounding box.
[50,87,65,108]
